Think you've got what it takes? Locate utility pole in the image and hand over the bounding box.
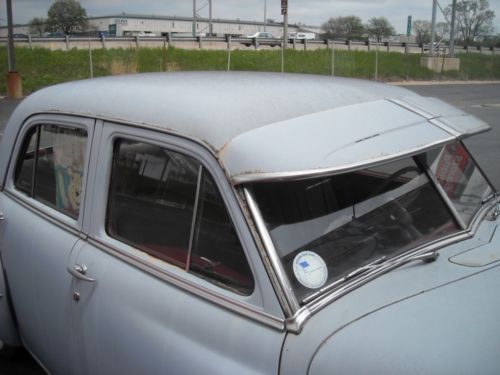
[6,0,22,98]
[264,0,267,31]
[282,0,288,46]
[430,0,437,56]
[449,0,457,57]
[192,0,197,37]
[209,0,212,36]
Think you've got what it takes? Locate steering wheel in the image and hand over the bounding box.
[372,166,421,196]
[383,198,423,241]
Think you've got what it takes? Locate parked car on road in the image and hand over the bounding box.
[0,72,499,374]
[243,32,279,47]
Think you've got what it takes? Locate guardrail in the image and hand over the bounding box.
[1,35,498,54]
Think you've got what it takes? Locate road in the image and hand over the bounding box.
[0,82,498,373]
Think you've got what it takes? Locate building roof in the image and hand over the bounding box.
[0,72,489,185]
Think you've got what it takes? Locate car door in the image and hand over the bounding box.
[0,115,95,374]
[67,122,286,374]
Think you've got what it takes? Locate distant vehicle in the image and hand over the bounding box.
[44,32,65,38]
[246,32,274,39]
[424,42,443,52]
[290,32,315,40]
[137,32,157,37]
[12,33,28,39]
[243,32,279,47]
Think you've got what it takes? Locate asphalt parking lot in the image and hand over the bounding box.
[0,81,498,373]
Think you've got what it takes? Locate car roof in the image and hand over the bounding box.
[0,72,490,186]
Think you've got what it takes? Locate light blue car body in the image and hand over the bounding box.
[0,72,498,374]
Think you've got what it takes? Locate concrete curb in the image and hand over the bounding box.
[390,80,500,86]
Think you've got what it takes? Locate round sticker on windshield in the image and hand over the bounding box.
[293,251,328,289]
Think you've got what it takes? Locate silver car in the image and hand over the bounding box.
[0,72,499,374]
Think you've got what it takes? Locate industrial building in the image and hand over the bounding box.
[0,14,319,39]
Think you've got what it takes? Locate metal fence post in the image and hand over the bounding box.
[331,40,335,77]
[253,37,259,50]
[367,39,371,52]
[162,37,167,71]
[292,37,296,50]
[386,41,390,52]
[101,34,106,49]
[227,35,232,71]
[65,35,70,50]
[347,40,351,51]
[88,36,93,78]
[167,32,171,48]
[374,48,378,81]
[198,35,203,49]
[28,35,32,49]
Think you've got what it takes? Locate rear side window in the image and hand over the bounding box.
[106,139,254,295]
[14,124,87,219]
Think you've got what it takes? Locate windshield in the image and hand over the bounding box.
[248,142,493,303]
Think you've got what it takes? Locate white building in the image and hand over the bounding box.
[0,14,305,38]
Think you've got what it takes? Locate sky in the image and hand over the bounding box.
[1,0,499,35]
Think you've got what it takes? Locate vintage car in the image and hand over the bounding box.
[0,72,499,374]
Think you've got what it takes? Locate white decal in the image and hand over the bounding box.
[293,251,328,289]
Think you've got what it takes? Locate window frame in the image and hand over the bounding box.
[88,122,266,302]
[6,115,95,230]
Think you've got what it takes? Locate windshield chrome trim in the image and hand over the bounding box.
[231,137,454,185]
[244,188,301,313]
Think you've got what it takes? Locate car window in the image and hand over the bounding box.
[14,124,87,219]
[427,142,493,225]
[189,170,254,295]
[106,139,254,295]
[250,153,460,303]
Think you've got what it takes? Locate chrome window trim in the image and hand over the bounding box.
[185,165,203,271]
[86,235,285,331]
[244,188,300,313]
[231,138,454,185]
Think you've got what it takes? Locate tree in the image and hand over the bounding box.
[445,0,495,44]
[46,0,88,35]
[413,20,432,44]
[366,17,395,42]
[29,17,46,37]
[436,21,450,41]
[321,16,364,40]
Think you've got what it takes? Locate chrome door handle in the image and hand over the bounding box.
[67,264,96,283]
